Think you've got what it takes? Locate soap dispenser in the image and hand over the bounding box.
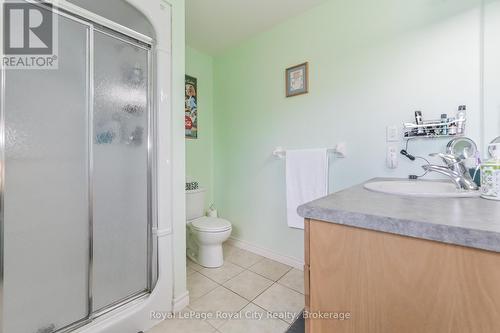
[481,143,500,200]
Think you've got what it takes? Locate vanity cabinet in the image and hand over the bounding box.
[304,219,500,333]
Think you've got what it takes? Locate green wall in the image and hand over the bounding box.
[184,0,486,262]
[186,46,215,208]
[212,0,483,261]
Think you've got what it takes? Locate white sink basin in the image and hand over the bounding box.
[364,180,481,198]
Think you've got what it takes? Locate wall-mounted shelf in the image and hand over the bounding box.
[403,118,465,140]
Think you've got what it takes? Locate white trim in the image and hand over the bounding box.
[172,291,189,313]
[227,237,304,270]
[154,227,173,237]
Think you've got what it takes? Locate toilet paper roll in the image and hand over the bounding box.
[207,209,218,218]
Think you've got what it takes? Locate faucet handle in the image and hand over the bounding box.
[429,153,470,176]
[429,153,463,166]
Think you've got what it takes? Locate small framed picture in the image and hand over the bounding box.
[185,75,198,139]
[286,62,309,97]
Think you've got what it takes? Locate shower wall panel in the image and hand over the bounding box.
[92,31,150,311]
[3,15,91,333]
[1,7,154,333]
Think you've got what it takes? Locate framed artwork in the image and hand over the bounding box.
[286,62,309,97]
[185,75,198,139]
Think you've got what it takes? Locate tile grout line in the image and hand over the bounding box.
[249,274,304,327]
[250,266,293,283]
[187,271,220,302]
[249,281,298,328]
[219,265,249,284]
[275,269,306,295]
[192,285,250,331]
[225,275,274,302]
[189,269,290,330]
[225,252,266,269]
[186,250,302,332]
[155,255,301,332]
[189,260,252,330]
[191,274,297,300]
[194,251,291,286]
[225,244,296,272]
[222,265,296,301]
[247,300,292,329]
[190,258,297,302]
[250,281,277,303]
[206,284,251,331]
[196,265,245,286]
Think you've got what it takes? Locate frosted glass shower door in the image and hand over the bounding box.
[3,15,91,333]
[92,30,151,311]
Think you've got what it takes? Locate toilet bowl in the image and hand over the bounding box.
[188,217,232,267]
[186,188,232,268]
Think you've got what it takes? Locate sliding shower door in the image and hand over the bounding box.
[1,5,154,333]
[3,15,91,333]
[92,30,151,312]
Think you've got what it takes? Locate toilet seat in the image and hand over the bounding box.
[191,217,232,233]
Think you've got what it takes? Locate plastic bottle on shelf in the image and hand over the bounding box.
[457,105,466,135]
[414,111,425,136]
[448,117,457,135]
[440,114,448,135]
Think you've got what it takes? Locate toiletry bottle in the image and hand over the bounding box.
[415,111,424,135]
[481,143,500,201]
[440,114,448,135]
[448,117,457,135]
[457,105,466,135]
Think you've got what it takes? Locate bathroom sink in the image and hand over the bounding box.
[364,180,481,198]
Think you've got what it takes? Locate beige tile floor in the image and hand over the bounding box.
[148,243,304,333]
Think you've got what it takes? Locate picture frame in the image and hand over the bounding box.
[185,75,198,139]
[286,62,309,97]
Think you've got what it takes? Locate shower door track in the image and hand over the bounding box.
[0,2,157,333]
[30,0,154,45]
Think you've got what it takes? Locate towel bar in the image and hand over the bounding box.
[273,144,347,159]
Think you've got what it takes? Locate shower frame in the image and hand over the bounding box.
[0,1,158,332]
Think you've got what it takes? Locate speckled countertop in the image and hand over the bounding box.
[297,178,500,253]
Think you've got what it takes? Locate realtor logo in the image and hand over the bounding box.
[2,1,58,69]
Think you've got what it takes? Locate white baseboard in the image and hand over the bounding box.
[172,291,189,313]
[227,237,304,270]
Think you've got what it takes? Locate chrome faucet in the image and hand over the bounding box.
[422,153,478,191]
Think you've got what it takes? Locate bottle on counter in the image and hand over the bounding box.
[481,143,500,201]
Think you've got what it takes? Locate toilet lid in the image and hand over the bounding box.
[191,217,232,232]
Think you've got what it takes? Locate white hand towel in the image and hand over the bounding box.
[286,149,329,229]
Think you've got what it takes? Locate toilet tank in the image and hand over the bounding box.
[186,188,206,221]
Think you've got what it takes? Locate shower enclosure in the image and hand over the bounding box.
[1,2,157,333]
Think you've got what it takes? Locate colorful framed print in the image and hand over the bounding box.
[185,75,198,139]
[286,62,309,97]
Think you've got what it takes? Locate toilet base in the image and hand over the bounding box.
[196,244,224,268]
[186,223,232,268]
[187,243,224,268]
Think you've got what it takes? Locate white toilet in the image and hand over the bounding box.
[186,188,232,268]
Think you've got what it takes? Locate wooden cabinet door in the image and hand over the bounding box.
[307,219,500,333]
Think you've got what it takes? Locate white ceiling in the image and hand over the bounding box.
[186,0,326,55]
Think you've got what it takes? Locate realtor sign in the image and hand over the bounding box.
[2,1,58,69]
